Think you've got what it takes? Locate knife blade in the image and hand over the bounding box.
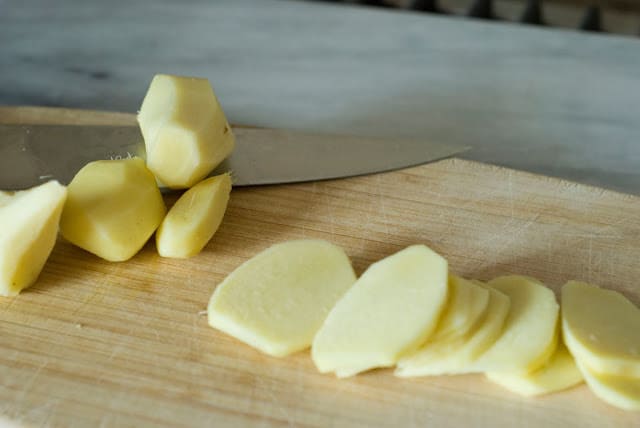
[0,124,468,190]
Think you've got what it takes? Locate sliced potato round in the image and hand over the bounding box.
[562,280,640,378]
[396,285,510,377]
[156,173,232,258]
[60,158,166,262]
[312,245,449,377]
[208,240,356,357]
[576,359,640,411]
[468,275,559,374]
[430,275,490,342]
[0,181,67,296]
[486,340,583,396]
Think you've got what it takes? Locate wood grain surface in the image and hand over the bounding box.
[0,108,638,427]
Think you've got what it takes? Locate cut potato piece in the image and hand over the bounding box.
[576,360,640,411]
[312,245,448,377]
[156,173,232,258]
[467,275,559,374]
[430,275,490,342]
[396,286,510,377]
[0,181,67,296]
[486,340,583,396]
[138,74,235,189]
[60,158,166,262]
[208,240,356,357]
[0,191,10,205]
[562,280,640,378]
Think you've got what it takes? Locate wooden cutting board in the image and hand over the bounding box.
[0,107,638,427]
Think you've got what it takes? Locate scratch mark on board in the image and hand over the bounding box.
[376,175,391,236]
[587,237,593,282]
[507,170,515,219]
[254,375,294,427]
[1,296,18,315]
[15,361,49,409]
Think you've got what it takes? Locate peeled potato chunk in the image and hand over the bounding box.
[396,285,510,377]
[0,181,67,296]
[562,280,640,378]
[576,360,640,411]
[60,158,166,262]
[156,173,231,258]
[208,240,356,357]
[138,74,235,189]
[430,275,490,342]
[312,245,449,377]
[486,340,583,396]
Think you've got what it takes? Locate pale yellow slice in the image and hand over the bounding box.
[430,275,490,342]
[312,245,448,377]
[467,275,559,374]
[0,191,10,204]
[208,240,356,357]
[60,158,166,262]
[0,181,67,296]
[486,340,583,396]
[138,74,235,189]
[576,360,640,411]
[562,280,640,378]
[156,173,231,258]
[396,286,510,377]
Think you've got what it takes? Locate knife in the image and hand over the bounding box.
[0,124,467,190]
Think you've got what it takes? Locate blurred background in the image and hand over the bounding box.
[1,0,639,194]
[312,0,640,36]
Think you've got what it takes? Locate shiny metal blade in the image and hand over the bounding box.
[0,124,468,190]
